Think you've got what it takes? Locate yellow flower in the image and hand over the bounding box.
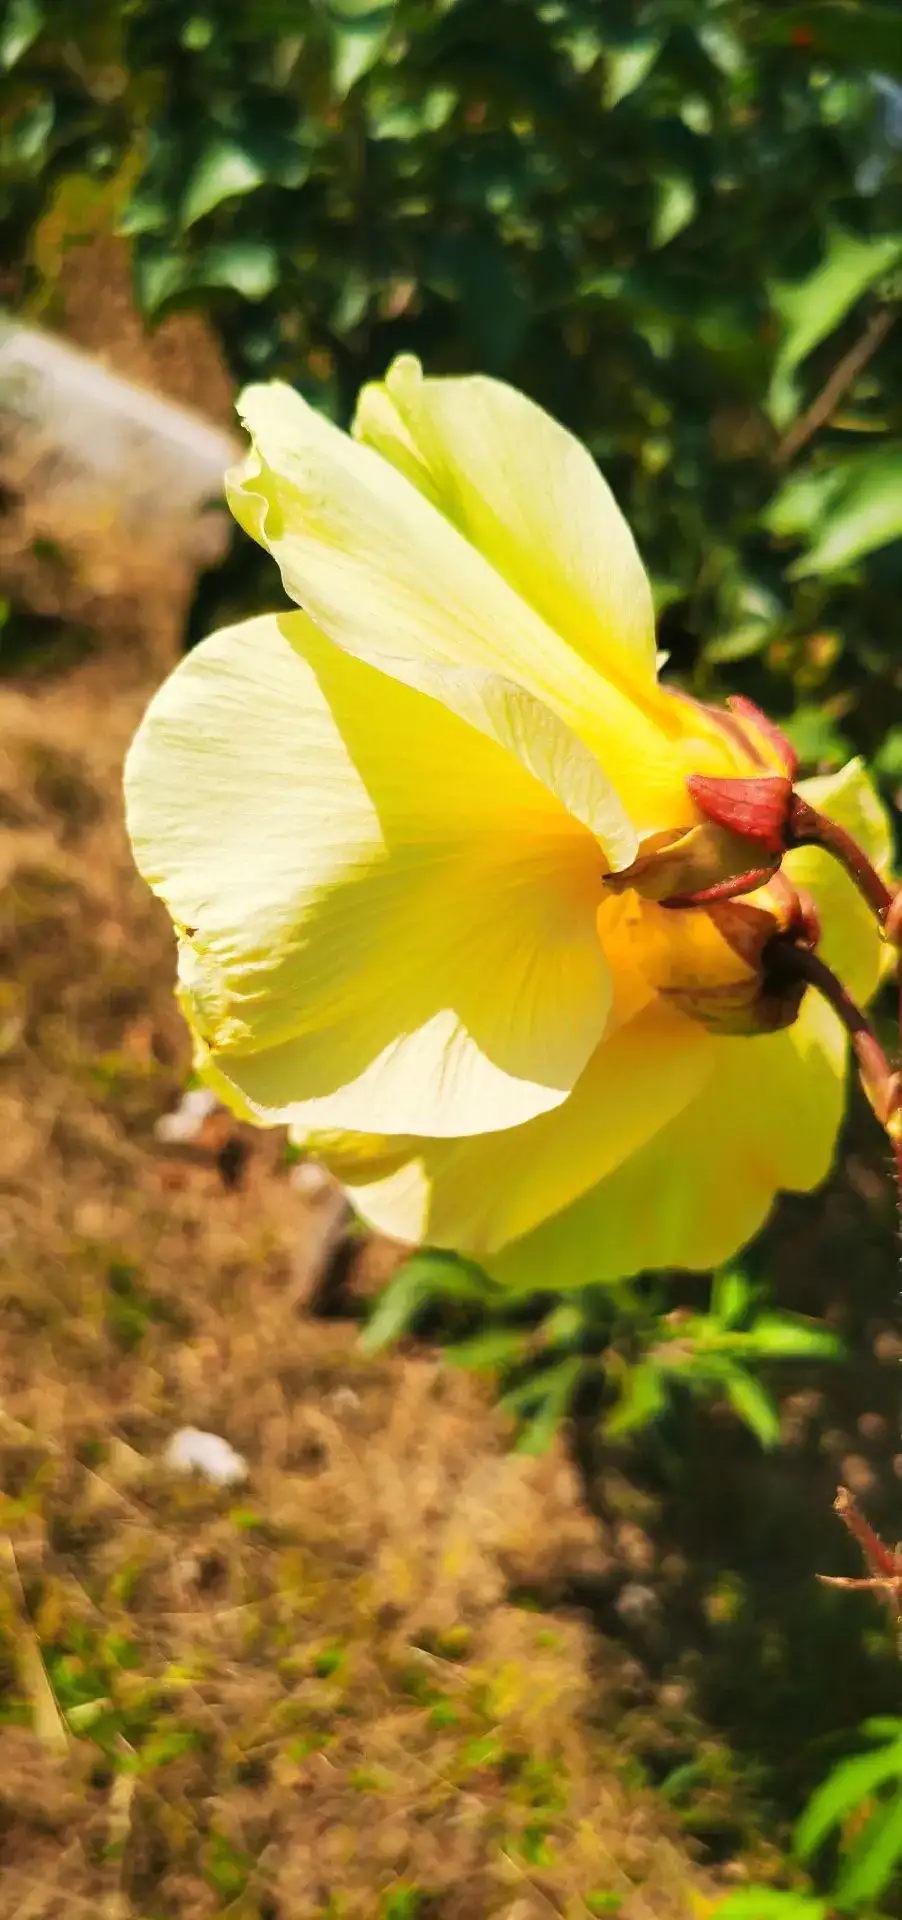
[124,355,892,1286]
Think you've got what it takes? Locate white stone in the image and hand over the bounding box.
[163,1427,248,1486]
[154,1087,219,1144]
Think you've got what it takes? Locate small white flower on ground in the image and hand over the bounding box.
[164,1427,248,1485]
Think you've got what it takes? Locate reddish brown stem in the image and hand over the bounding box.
[787,795,894,927]
[769,940,897,1122]
[833,1484,900,1581]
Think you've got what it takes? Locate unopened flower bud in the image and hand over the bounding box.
[612,878,815,1036]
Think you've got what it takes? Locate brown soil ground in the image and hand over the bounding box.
[0,246,723,1918]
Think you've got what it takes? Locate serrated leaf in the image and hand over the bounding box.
[0,0,43,70]
[652,174,697,249]
[768,228,902,427]
[795,1739,902,1861]
[604,36,661,108]
[181,140,266,232]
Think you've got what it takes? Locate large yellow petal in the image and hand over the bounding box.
[324,990,845,1285]
[309,996,714,1253]
[488,991,846,1286]
[125,611,620,1138]
[786,756,894,1005]
[226,381,739,837]
[353,354,658,701]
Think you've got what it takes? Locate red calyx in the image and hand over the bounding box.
[686,773,793,855]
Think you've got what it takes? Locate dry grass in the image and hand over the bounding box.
[0,465,718,1918]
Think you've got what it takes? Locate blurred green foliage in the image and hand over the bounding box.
[1,0,901,778]
[362,1255,843,1456]
[719,1717,902,1916]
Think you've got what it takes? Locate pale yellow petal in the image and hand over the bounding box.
[320,997,714,1251]
[354,354,658,699]
[226,380,736,837]
[488,992,846,1286]
[330,991,845,1285]
[125,611,616,1138]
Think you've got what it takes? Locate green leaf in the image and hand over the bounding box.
[736,1313,843,1361]
[511,1357,582,1455]
[782,704,852,772]
[7,97,54,169]
[795,1739,902,1861]
[604,36,661,108]
[721,1366,781,1449]
[705,622,774,665]
[767,228,902,428]
[443,1328,527,1372]
[0,0,43,70]
[716,1895,827,1920]
[788,443,902,575]
[118,185,171,239]
[875,731,902,787]
[181,140,266,232]
[862,1719,902,1743]
[360,1251,490,1355]
[652,174,697,249]
[604,1362,668,1438]
[835,1791,902,1906]
[711,1270,752,1329]
[540,1302,588,1349]
[134,247,189,317]
[322,0,397,97]
[765,461,853,541]
[198,240,280,301]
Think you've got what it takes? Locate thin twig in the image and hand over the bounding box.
[777,306,895,466]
